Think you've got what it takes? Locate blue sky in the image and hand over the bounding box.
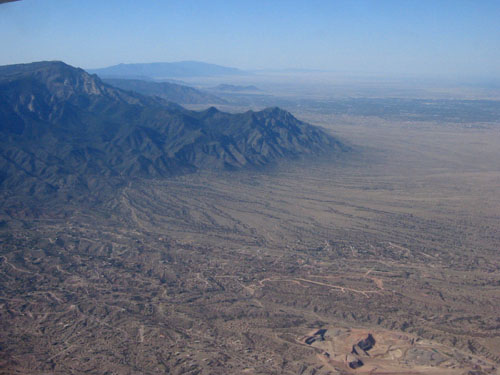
[1,0,499,79]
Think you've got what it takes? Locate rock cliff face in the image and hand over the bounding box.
[0,61,348,194]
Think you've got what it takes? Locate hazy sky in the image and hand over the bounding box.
[1,0,499,79]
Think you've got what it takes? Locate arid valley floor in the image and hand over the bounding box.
[1,103,500,374]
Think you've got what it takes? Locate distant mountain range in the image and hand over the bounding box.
[103,78,226,105]
[88,61,246,79]
[0,61,347,195]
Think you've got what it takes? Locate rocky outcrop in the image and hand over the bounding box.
[357,333,376,352]
[347,355,364,369]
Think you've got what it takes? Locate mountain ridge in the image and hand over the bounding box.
[88,61,246,79]
[103,78,226,105]
[0,61,348,196]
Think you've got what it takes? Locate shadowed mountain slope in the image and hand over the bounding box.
[103,78,226,105]
[0,61,348,194]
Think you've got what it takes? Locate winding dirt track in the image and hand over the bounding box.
[0,256,32,273]
[257,277,383,298]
